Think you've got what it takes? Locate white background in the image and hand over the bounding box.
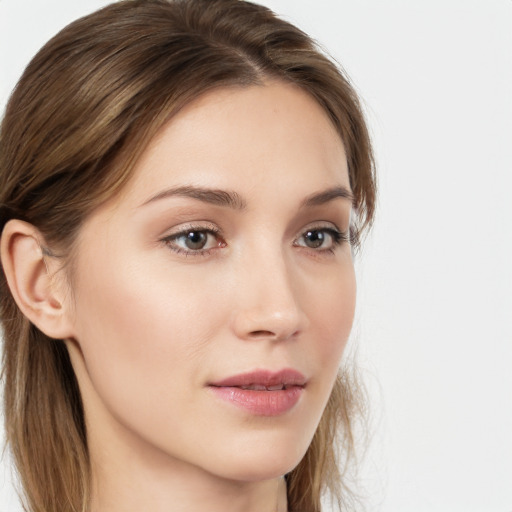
[1,1,511,511]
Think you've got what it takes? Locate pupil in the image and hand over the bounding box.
[305,230,324,248]
[186,231,207,249]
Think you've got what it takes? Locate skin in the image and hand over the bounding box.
[2,81,356,512]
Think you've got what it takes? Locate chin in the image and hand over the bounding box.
[201,431,312,483]
[216,458,300,483]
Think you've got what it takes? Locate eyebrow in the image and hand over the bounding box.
[140,185,247,210]
[139,184,353,210]
[300,186,354,208]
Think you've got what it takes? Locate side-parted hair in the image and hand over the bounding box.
[0,1,376,511]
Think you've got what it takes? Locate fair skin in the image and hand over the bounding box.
[2,82,355,512]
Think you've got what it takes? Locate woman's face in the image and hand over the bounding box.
[65,81,356,482]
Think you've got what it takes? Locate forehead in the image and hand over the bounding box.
[114,81,349,208]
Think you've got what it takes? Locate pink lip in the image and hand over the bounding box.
[208,369,306,417]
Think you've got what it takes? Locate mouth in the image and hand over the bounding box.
[234,383,295,391]
[210,368,307,388]
[208,369,306,416]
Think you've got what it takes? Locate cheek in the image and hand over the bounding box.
[299,260,356,418]
[77,265,214,352]
[306,261,356,360]
[69,247,227,423]
[68,255,238,476]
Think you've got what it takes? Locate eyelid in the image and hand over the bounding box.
[295,221,346,240]
[159,222,225,256]
[293,222,350,251]
[161,221,220,238]
[299,220,341,231]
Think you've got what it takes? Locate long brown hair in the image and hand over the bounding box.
[0,1,376,511]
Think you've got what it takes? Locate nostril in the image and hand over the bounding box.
[247,329,300,341]
[249,330,275,338]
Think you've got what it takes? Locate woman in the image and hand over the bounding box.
[0,1,376,511]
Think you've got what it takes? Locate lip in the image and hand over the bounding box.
[208,369,306,416]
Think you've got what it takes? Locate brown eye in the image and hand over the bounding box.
[303,230,326,249]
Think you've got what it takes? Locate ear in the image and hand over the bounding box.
[0,219,75,340]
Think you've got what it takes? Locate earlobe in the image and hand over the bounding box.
[0,219,75,340]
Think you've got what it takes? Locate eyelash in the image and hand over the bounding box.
[160,224,349,257]
[294,227,349,254]
[161,224,224,257]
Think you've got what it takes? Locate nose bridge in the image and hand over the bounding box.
[231,241,306,341]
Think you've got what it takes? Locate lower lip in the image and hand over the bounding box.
[209,386,303,416]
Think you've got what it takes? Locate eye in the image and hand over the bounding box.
[161,226,225,255]
[302,230,328,249]
[294,226,347,252]
[179,231,210,250]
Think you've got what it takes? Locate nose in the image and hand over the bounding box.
[231,249,308,342]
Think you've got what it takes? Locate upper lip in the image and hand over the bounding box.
[209,368,307,389]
